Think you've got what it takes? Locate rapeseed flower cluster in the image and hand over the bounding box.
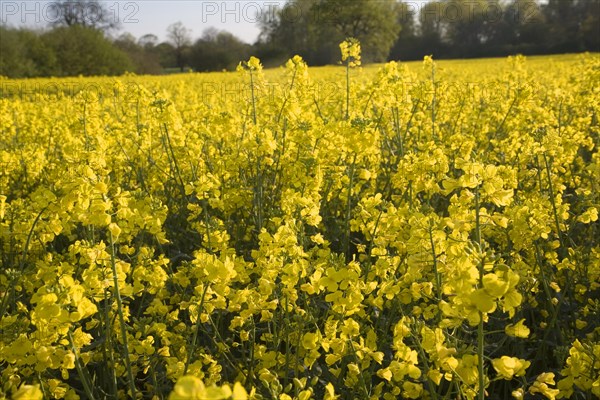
[0,44,598,399]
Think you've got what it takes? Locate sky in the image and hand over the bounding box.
[1,0,430,44]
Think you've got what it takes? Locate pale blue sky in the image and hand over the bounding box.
[1,0,430,43]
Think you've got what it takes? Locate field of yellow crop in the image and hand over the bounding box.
[1,48,599,400]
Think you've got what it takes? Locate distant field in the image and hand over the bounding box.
[1,52,599,399]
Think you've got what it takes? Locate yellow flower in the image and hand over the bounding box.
[575,319,587,329]
[301,332,319,350]
[238,56,263,72]
[529,372,559,399]
[455,355,480,385]
[324,383,338,400]
[492,356,530,380]
[108,222,121,240]
[13,384,43,400]
[340,38,361,67]
[489,189,514,207]
[71,327,93,348]
[247,56,262,71]
[402,381,423,399]
[470,289,496,313]
[169,376,205,400]
[297,390,312,400]
[505,319,530,338]
[377,367,393,382]
[61,352,76,369]
[231,382,247,400]
[578,207,598,223]
[168,376,246,400]
[76,297,98,320]
[35,293,62,320]
[0,194,6,219]
[358,169,371,180]
[483,273,510,298]
[310,233,325,244]
[341,318,360,338]
[423,55,434,69]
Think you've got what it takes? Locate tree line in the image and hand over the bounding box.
[391,0,600,60]
[260,0,599,64]
[1,0,598,78]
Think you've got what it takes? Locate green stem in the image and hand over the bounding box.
[162,123,186,199]
[345,154,357,261]
[0,206,47,325]
[283,294,290,390]
[431,62,436,141]
[346,62,350,120]
[277,65,298,123]
[392,106,404,157]
[429,226,442,300]
[68,331,96,400]
[477,319,485,399]
[103,287,119,397]
[348,339,370,397]
[184,284,209,374]
[202,200,212,251]
[412,328,439,400]
[83,102,89,151]
[207,315,248,379]
[542,153,565,253]
[474,186,485,400]
[250,70,257,125]
[109,232,137,398]
[37,372,48,400]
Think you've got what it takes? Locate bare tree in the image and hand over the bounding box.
[167,22,192,72]
[49,0,119,32]
[138,34,159,50]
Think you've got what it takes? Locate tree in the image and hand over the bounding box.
[167,22,192,72]
[154,42,177,70]
[43,25,132,76]
[138,34,159,50]
[388,1,420,60]
[485,0,548,56]
[434,0,497,58]
[578,0,600,51]
[542,0,600,53]
[314,0,402,62]
[0,26,57,78]
[257,0,325,64]
[190,28,251,72]
[48,0,119,32]
[258,0,402,65]
[418,1,447,57]
[114,33,162,74]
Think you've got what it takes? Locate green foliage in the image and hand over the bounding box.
[389,0,599,60]
[190,29,252,72]
[114,33,163,75]
[0,25,133,78]
[0,27,56,78]
[314,0,401,62]
[43,25,133,76]
[259,0,401,65]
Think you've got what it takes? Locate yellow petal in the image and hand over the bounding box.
[470,289,496,313]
